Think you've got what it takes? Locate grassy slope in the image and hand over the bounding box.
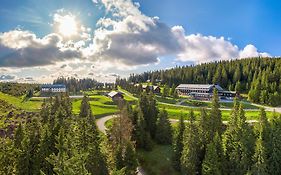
[0,92,42,111]
[72,93,118,117]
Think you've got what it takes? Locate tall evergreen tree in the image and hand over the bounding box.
[268,115,281,175]
[173,113,185,171]
[251,134,268,175]
[209,89,223,139]
[181,110,201,174]
[202,133,223,175]
[123,142,138,175]
[14,123,24,149]
[224,103,255,175]
[16,119,41,175]
[155,109,173,145]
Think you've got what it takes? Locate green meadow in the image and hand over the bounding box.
[0,92,42,112]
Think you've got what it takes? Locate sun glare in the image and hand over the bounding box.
[58,15,78,37]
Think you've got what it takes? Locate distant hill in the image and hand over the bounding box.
[123,57,281,106]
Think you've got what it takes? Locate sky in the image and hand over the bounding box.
[0,0,280,83]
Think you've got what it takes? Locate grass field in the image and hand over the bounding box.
[155,96,179,104]
[181,99,259,109]
[0,92,42,112]
[72,92,119,117]
[137,144,179,175]
[158,103,273,121]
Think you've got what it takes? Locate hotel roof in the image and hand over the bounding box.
[176,84,224,91]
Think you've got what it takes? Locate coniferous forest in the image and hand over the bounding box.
[1,89,281,175]
[123,57,281,106]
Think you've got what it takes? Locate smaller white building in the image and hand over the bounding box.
[41,84,66,93]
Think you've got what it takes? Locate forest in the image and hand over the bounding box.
[122,57,281,106]
[53,77,115,94]
[1,89,281,175]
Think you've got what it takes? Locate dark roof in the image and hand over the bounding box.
[176,84,224,91]
[41,84,66,88]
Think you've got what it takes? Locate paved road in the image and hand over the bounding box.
[96,115,118,134]
[118,88,281,113]
[96,115,146,175]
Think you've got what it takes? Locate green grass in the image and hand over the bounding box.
[137,144,179,175]
[158,103,273,121]
[156,96,179,104]
[105,118,114,128]
[123,93,137,102]
[181,99,259,109]
[72,94,118,117]
[0,92,42,111]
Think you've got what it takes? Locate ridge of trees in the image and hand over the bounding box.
[118,57,281,106]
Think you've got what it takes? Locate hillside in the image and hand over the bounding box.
[123,57,281,106]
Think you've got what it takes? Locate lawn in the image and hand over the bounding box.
[158,103,273,121]
[156,96,179,104]
[0,92,42,112]
[137,144,179,175]
[181,99,259,109]
[72,93,118,117]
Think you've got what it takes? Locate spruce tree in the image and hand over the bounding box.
[139,92,158,139]
[155,109,173,145]
[0,138,16,175]
[224,103,255,175]
[202,133,223,175]
[173,113,185,171]
[123,142,138,175]
[79,95,91,118]
[209,88,222,139]
[268,115,281,175]
[16,119,41,175]
[251,134,268,175]
[181,110,200,174]
[14,123,24,149]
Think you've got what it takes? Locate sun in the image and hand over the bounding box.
[58,15,78,37]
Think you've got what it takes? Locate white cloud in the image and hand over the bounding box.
[0,0,272,82]
[0,30,83,67]
[88,0,183,66]
[239,44,270,58]
[88,0,270,66]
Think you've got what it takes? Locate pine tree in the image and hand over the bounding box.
[155,109,173,145]
[202,133,223,175]
[162,84,170,97]
[223,103,255,175]
[209,89,222,139]
[48,128,90,174]
[170,84,176,97]
[268,115,281,175]
[181,110,200,174]
[123,142,138,175]
[76,96,108,175]
[251,134,268,175]
[14,123,24,149]
[79,96,91,118]
[139,92,158,139]
[16,119,41,175]
[38,127,54,175]
[0,138,16,175]
[235,81,241,93]
[173,113,185,171]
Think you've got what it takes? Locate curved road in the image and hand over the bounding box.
[96,115,146,175]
